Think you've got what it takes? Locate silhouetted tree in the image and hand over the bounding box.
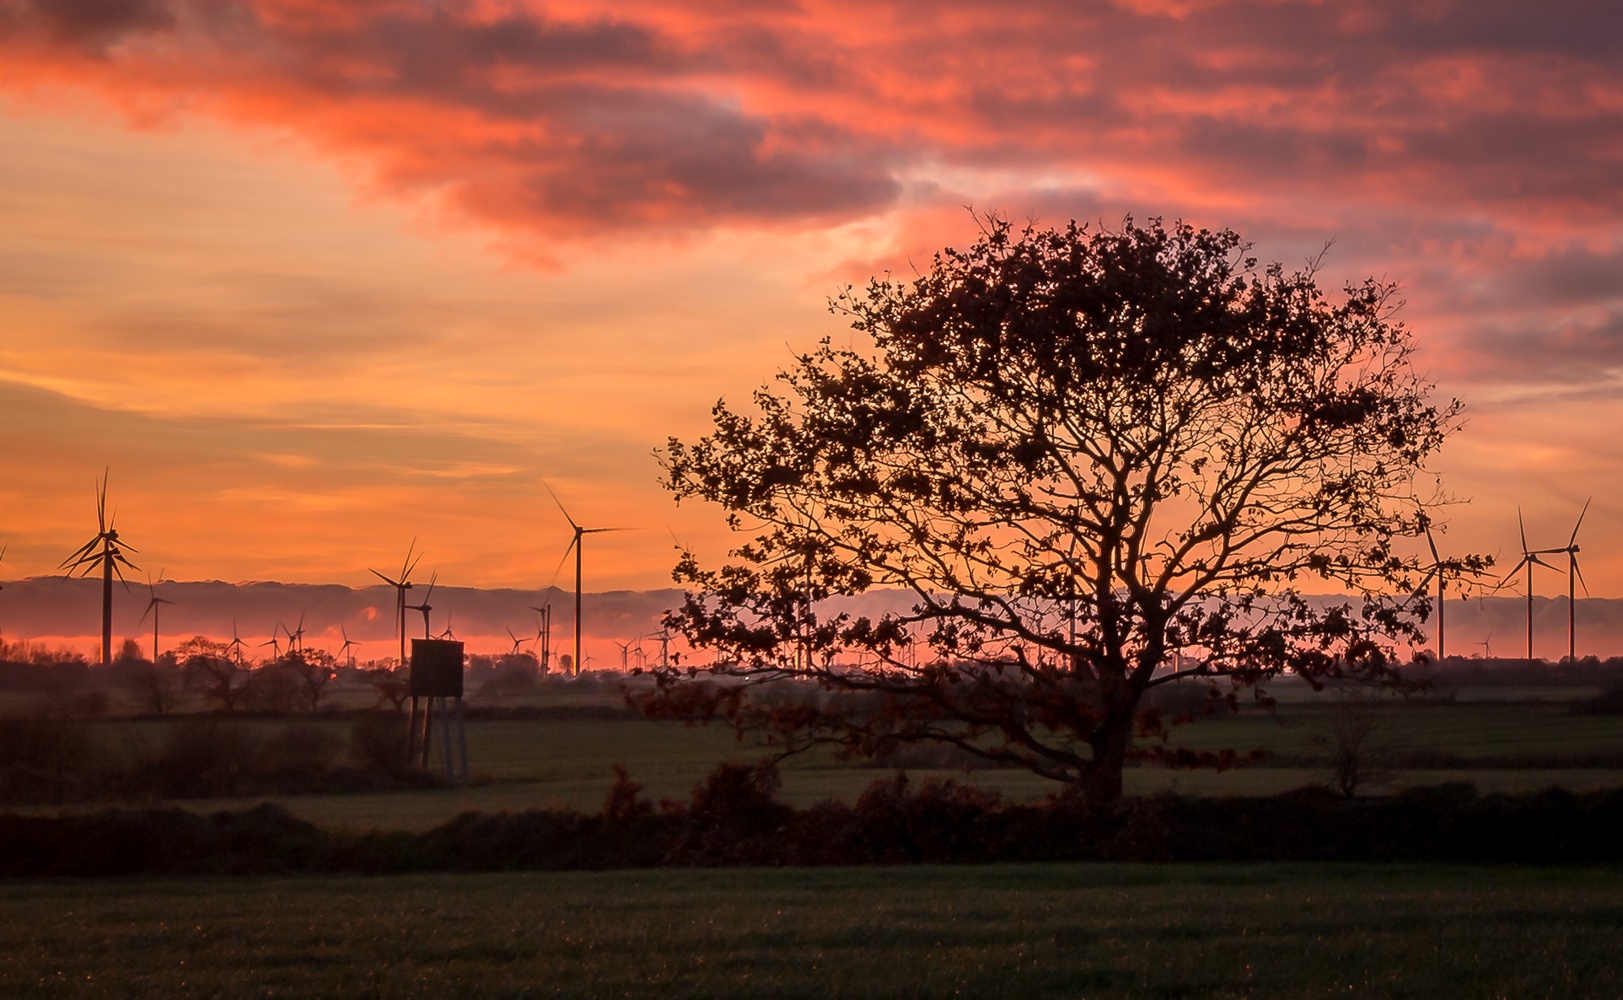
[179,636,243,713]
[645,216,1473,806]
[360,663,410,713]
[281,648,337,712]
[110,639,178,716]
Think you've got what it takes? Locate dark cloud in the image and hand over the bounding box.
[2,0,1620,373]
[1,0,174,48]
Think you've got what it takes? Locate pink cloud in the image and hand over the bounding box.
[2,0,1620,380]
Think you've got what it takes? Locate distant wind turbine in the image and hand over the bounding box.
[1538,498,1592,663]
[370,541,423,666]
[284,613,307,654]
[60,470,139,666]
[529,604,552,672]
[1496,509,1560,660]
[338,625,358,670]
[227,621,246,667]
[138,569,174,663]
[1478,631,1494,659]
[544,483,626,677]
[405,572,438,638]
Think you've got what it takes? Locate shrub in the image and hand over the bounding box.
[0,713,98,805]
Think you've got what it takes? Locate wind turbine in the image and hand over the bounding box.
[284,613,306,654]
[615,639,632,672]
[505,626,526,656]
[405,572,438,638]
[338,625,358,669]
[260,629,282,662]
[1538,498,1592,664]
[529,604,552,672]
[138,570,174,663]
[1408,512,1486,663]
[1410,516,1451,661]
[370,541,423,667]
[227,621,246,667]
[1496,510,1560,661]
[60,470,139,666]
[1478,631,1494,660]
[544,484,625,677]
[437,611,456,640]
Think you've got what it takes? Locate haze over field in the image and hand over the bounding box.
[0,0,1619,599]
[9,579,1623,664]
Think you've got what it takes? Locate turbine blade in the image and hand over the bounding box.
[1570,497,1591,547]
[1410,567,1440,601]
[542,480,580,531]
[547,538,576,587]
[96,469,108,532]
[1518,508,1527,553]
[1494,557,1531,590]
[369,568,399,586]
[1573,557,1590,598]
[582,527,628,534]
[398,538,418,583]
[139,600,154,626]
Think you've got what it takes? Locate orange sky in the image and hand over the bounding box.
[2,0,1621,618]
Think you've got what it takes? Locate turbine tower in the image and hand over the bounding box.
[138,570,174,663]
[60,470,139,667]
[544,484,625,677]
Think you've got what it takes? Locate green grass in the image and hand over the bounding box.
[3,864,1621,997]
[1165,700,1623,762]
[16,678,1623,831]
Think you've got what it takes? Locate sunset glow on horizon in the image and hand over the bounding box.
[2,0,1620,612]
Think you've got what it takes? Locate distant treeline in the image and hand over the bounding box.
[5,767,1623,876]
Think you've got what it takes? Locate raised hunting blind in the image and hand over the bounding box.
[409,637,468,780]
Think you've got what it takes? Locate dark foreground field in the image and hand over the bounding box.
[3,863,1620,998]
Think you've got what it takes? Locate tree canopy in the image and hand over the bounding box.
[647,217,1470,805]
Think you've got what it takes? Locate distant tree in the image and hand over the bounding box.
[179,636,243,713]
[242,658,302,714]
[644,216,1476,806]
[1315,685,1393,798]
[110,639,179,716]
[281,648,338,712]
[360,663,410,713]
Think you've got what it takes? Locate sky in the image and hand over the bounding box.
[1,0,1621,655]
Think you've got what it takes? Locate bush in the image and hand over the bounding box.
[0,713,98,805]
[350,712,410,773]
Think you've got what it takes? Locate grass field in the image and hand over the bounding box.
[3,863,1621,997]
[11,674,1623,831]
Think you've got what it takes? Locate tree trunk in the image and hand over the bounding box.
[1080,713,1133,806]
